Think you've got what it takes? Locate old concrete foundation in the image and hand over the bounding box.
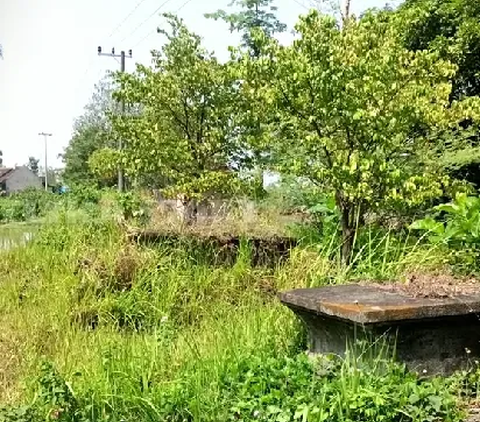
[279,285,480,375]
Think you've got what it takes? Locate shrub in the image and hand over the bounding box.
[411,193,480,271]
[411,193,480,247]
[115,191,151,225]
[65,186,102,208]
[0,189,54,223]
[218,353,461,422]
[0,406,37,422]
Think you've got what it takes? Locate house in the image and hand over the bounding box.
[0,166,43,195]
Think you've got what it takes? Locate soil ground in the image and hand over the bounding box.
[366,272,480,299]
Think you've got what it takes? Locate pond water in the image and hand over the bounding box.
[0,226,35,251]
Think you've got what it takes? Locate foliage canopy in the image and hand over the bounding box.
[206,0,287,55]
[240,11,480,260]
[99,14,248,203]
[63,76,117,187]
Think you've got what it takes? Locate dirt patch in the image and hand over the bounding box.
[467,406,480,422]
[367,272,480,299]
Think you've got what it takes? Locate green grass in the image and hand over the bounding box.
[0,211,471,421]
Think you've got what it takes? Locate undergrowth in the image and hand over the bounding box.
[0,213,469,421]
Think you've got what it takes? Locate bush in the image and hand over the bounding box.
[0,213,468,422]
[64,186,102,208]
[218,353,461,422]
[411,193,480,271]
[0,189,54,223]
[411,193,480,247]
[0,406,37,422]
[115,191,151,225]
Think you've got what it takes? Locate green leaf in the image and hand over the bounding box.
[409,217,444,234]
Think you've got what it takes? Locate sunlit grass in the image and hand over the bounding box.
[0,211,467,421]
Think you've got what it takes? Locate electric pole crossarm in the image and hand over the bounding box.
[97,46,133,58]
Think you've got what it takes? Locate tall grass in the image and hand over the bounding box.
[0,212,466,421]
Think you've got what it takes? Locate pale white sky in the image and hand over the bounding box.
[0,0,389,168]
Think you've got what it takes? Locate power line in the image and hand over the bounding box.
[75,0,193,113]
[176,0,194,13]
[291,0,310,10]
[107,0,150,39]
[132,30,155,50]
[119,0,175,43]
[132,0,195,50]
[74,58,108,106]
[79,0,192,81]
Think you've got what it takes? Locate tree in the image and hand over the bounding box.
[396,0,480,100]
[207,1,287,198]
[63,125,114,187]
[297,0,368,23]
[62,75,117,187]
[95,14,246,221]
[27,157,39,175]
[206,0,286,57]
[243,11,480,262]
[393,0,480,189]
[0,150,3,167]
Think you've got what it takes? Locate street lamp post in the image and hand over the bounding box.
[38,132,52,191]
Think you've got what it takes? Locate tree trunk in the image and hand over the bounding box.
[182,197,198,226]
[254,165,265,199]
[340,214,354,265]
[342,0,351,22]
[336,193,355,265]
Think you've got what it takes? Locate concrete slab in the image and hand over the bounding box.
[279,285,480,375]
[280,285,480,324]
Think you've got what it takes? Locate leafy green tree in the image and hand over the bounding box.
[207,1,286,198]
[393,0,480,189]
[63,126,113,187]
[0,150,3,167]
[243,11,480,262]
[397,0,480,100]
[27,157,39,175]
[62,75,117,187]
[95,14,247,221]
[206,0,286,57]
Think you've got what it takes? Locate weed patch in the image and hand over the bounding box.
[0,217,472,421]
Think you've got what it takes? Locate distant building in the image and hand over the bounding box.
[0,166,43,195]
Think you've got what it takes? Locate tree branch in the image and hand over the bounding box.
[197,95,208,144]
[159,99,191,139]
[180,89,193,141]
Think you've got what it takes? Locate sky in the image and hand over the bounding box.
[0,0,393,169]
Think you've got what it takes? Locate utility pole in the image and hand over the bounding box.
[97,47,133,192]
[341,0,352,24]
[38,132,52,192]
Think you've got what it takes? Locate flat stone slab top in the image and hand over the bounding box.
[279,284,480,325]
[279,284,480,375]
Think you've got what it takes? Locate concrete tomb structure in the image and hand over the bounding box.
[279,285,480,375]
